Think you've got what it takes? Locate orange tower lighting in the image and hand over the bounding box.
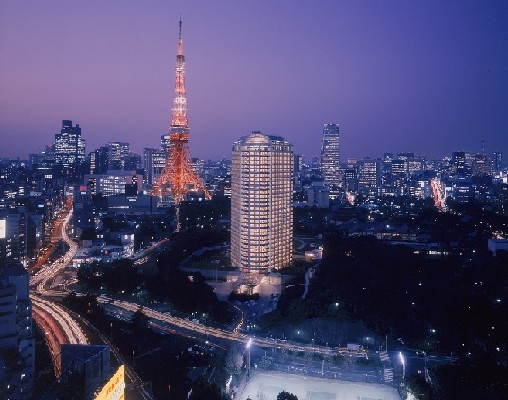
[150,19,211,204]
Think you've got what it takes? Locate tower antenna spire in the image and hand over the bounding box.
[179,14,182,39]
[150,18,211,217]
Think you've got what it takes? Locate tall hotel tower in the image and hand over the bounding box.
[231,132,293,274]
[321,123,341,187]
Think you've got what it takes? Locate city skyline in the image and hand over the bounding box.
[1,1,507,161]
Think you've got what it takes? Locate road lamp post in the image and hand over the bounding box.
[399,351,405,387]
[246,338,252,380]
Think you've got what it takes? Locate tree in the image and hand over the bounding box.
[404,374,433,400]
[224,344,244,376]
[131,306,148,332]
[189,377,228,400]
[277,391,298,400]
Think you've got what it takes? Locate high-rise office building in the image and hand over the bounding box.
[0,212,32,266]
[106,142,130,170]
[472,154,491,177]
[143,148,166,190]
[320,123,340,188]
[358,158,381,200]
[84,171,143,197]
[343,168,357,193]
[161,134,171,154]
[231,132,293,274]
[451,151,468,177]
[492,151,503,173]
[54,120,86,167]
[90,146,109,175]
[0,265,35,399]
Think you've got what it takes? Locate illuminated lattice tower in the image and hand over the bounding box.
[150,19,211,204]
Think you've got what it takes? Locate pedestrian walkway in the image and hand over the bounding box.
[379,351,393,383]
[383,368,393,383]
[379,351,390,363]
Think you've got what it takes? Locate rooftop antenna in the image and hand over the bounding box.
[179,13,182,39]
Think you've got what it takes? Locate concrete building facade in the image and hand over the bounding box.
[231,132,293,273]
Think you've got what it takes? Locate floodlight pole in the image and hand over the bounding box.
[246,338,252,379]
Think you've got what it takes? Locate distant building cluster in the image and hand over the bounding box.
[0,118,507,270]
[294,126,507,211]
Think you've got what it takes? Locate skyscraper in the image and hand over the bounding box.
[231,132,293,274]
[54,120,86,167]
[0,265,35,399]
[451,151,468,177]
[143,147,166,190]
[492,151,503,173]
[320,123,341,188]
[106,142,130,170]
[90,146,109,175]
[358,158,381,200]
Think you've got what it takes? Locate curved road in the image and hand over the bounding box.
[31,207,77,295]
[101,298,338,356]
[29,203,88,379]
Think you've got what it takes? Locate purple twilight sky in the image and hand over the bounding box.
[1,1,507,162]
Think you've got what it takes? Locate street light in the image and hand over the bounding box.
[246,338,252,379]
[399,351,405,386]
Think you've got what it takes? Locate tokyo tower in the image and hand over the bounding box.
[150,19,211,204]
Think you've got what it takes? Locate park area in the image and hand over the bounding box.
[239,371,400,400]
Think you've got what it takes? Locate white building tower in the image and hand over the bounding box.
[231,132,293,274]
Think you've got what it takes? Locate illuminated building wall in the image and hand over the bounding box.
[492,151,503,173]
[143,148,166,190]
[320,123,341,188]
[306,182,330,208]
[84,171,143,196]
[472,153,491,177]
[54,120,86,167]
[95,365,125,400]
[451,151,468,177]
[106,142,130,170]
[0,265,35,399]
[452,177,473,203]
[0,213,28,265]
[231,132,293,273]
[90,146,109,175]
[161,134,171,153]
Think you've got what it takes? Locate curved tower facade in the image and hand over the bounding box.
[231,132,293,274]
